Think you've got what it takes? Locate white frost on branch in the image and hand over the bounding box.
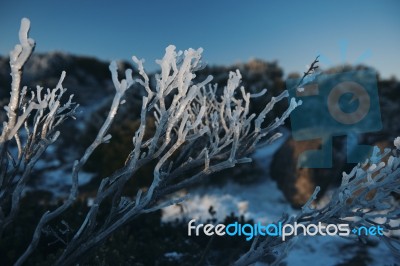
[0,18,77,251]
[394,137,400,150]
[32,43,299,266]
[4,18,301,266]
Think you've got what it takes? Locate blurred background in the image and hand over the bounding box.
[1,0,399,79]
[0,0,399,265]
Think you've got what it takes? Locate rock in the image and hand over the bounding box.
[270,134,346,208]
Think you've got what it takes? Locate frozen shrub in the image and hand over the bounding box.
[0,18,77,235]
[1,18,300,265]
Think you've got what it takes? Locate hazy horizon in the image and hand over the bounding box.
[1,0,399,79]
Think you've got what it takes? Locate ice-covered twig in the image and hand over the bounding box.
[236,139,400,265]
[0,18,77,240]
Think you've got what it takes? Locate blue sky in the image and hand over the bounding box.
[0,0,399,78]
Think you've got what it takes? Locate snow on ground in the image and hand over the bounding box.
[162,178,294,223]
[36,168,94,194]
[31,155,94,196]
